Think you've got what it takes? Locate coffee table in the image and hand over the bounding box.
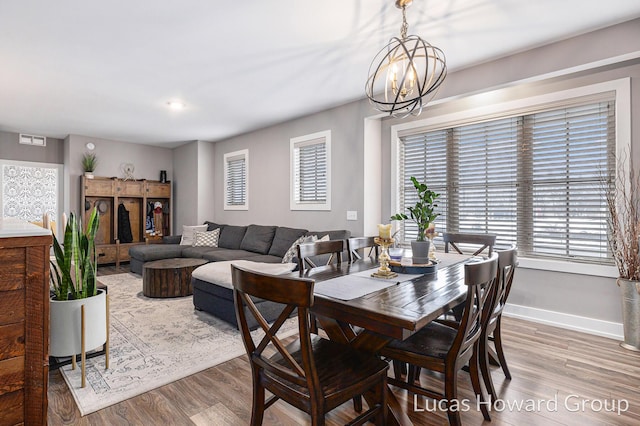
[142,258,207,298]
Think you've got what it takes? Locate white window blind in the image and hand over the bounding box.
[291,130,331,211]
[224,149,248,210]
[397,99,615,264]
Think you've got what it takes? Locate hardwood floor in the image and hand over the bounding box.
[48,264,640,425]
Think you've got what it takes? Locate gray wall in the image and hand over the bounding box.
[0,130,64,163]
[173,141,199,229]
[199,18,640,338]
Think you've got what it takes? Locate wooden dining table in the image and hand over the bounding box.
[290,252,472,426]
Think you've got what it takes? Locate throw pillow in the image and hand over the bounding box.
[193,228,220,247]
[280,234,330,263]
[180,224,208,245]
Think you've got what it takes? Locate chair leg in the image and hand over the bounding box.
[479,333,497,404]
[469,344,491,421]
[392,360,406,380]
[250,372,265,426]
[494,319,512,379]
[444,367,462,426]
[352,395,363,412]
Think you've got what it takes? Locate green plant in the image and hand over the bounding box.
[81,152,97,172]
[50,208,100,300]
[391,176,440,242]
[605,159,640,281]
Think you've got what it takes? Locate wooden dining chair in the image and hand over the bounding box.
[479,246,518,403]
[296,239,345,273]
[442,232,497,256]
[380,253,498,426]
[347,236,379,263]
[231,264,388,426]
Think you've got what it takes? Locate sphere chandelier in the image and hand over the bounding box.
[365,0,447,118]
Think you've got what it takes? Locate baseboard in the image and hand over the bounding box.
[503,303,624,340]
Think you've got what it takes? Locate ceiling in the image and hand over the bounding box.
[1,1,639,148]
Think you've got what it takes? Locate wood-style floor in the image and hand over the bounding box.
[47,264,640,425]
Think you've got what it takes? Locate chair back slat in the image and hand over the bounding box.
[484,246,518,335]
[297,239,345,273]
[452,253,498,361]
[231,265,318,389]
[443,232,497,256]
[347,236,379,262]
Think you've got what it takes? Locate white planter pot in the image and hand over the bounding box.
[618,278,640,351]
[411,240,430,265]
[50,289,107,357]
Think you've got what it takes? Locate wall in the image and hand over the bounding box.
[204,18,640,339]
[0,130,64,164]
[64,135,173,218]
[173,141,199,229]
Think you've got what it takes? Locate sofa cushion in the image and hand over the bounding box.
[180,224,208,245]
[203,248,262,262]
[239,224,277,254]
[128,244,185,262]
[181,246,219,259]
[218,225,247,249]
[243,254,282,264]
[268,226,308,258]
[192,260,297,290]
[205,221,225,232]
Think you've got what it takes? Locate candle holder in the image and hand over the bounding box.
[426,231,439,261]
[372,237,398,279]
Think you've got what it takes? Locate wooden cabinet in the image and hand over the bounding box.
[0,219,51,426]
[81,176,172,266]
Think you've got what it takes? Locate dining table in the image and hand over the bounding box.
[290,252,472,426]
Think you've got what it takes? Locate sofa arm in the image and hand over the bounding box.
[163,235,182,244]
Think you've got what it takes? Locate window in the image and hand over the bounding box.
[224,149,248,210]
[290,130,331,210]
[395,98,617,265]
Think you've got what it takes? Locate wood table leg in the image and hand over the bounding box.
[316,315,414,426]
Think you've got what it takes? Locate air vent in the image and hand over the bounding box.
[19,133,47,146]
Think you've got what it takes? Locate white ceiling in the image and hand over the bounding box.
[1,1,639,148]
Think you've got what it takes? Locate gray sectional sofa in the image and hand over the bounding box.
[129,222,350,328]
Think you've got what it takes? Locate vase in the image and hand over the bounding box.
[411,240,430,265]
[50,289,108,357]
[618,278,640,351]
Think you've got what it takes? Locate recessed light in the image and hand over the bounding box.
[167,101,186,110]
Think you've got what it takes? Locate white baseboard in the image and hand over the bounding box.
[503,303,624,341]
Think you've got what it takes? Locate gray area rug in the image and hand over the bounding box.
[60,273,297,416]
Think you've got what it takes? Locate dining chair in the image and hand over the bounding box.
[442,232,497,256]
[380,253,498,426]
[479,245,518,403]
[296,239,345,273]
[231,264,388,426]
[347,236,379,263]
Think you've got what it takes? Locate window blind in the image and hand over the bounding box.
[397,99,615,264]
[225,156,246,206]
[294,139,327,203]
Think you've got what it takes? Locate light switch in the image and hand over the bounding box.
[346,211,358,221]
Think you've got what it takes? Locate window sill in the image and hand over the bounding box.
[517,257,618,278]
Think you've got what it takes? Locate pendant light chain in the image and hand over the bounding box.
[400,5,408,40]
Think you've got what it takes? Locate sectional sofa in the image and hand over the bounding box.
[129,221,350,328]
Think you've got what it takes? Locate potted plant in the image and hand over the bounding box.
[604,159,640,351]
[50,207,108,384]
[81,152,97,178]
[391,176,440,264]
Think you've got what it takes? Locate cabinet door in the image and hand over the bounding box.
[146,182,170,198]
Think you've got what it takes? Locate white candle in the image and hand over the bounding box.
[378,224,392,239]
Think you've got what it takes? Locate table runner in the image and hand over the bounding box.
[313,252,471,300]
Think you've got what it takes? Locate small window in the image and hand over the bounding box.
[224,149,248,210]
[290,130,331,211]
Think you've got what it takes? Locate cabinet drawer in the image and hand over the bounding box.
[117,181,144,197]
[96,245,117,264]
[0,290,25,325]
[146,182,170,198]
[84,179,114,196]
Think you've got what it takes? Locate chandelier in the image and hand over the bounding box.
[365,0,446,118]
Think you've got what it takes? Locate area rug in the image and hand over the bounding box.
[59,273,298,416]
